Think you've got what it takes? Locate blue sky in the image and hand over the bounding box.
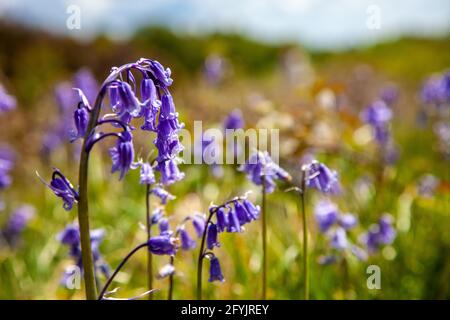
[0,0,449,49]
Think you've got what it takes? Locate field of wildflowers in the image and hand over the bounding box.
[0,20,449,301]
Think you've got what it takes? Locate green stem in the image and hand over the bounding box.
[300,169,309,300]
[168,256,174,300]
[196,211,214,300]
[77,88,106,300]
[261,179,267,300]
[145,183,153,300]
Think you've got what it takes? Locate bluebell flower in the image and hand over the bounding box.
[314,200,339,232]
[148,235,178,255]
[192,214,206,238]
[2,205,35,245]
[109,130,135,180]
[305,160,340,195]
[58,224,109,284]
[206,223,220,250]
[240,150,291,193]
[380,85,398,106]
[216,207,229,233]
[329,227,348,250]
[179,227,196,250]
[157,158,185,185]
[39,169,79,211]
[148,60,173,87]
[361,100,392,127]
[139,162,155,185]
[204,55,226,85]
[0,84,17,113]
[71,105,89,141]
[223,109,244,130]
[159,218,171,235]
[151,208,164,225]
[361,214,396,254]
[338,213,358,230]
[226,206,242,233]
[140,78,160,131]
[208,256,225,282]
[150,185,175,204]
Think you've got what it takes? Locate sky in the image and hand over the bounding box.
[0,0,449,50]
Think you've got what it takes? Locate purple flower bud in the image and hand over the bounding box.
[150,60,173,87]
[150,185,175,204]
[208,256,225,282]
[71,106,89,141]
[140,162,155,185]
[148,235,178,255]
[151,209,163,225]
[216,207,229,232]
[179,227,196,250]
[243,199,260,221]
[206,223,220,250]
[305,160,340,195]
[378,214,396,245]
[223,109,244,130]
[314,200,339,233]
[160,93,177,119]
[109,131,135,180]
[57,224,80,246]
[0,84,16,113]
[226,207,241,233]
[0,147,15,190]
[39,169,79,211]
[159,218,172,236]
[192,214,206,238]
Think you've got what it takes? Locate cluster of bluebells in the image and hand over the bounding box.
[314,200,366,264]
[240,150,291,193]
[360,91,398,164]
[360,214,396,254]
[41,59,186,210]
[200,195,261,282]
[58,224,109,285]
[1,205,35,247]
[0,83,16,114]
[42,69,98,156]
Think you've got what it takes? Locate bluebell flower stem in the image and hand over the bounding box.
[300,170,309,300]
[261,178,267,300]
[196,211,214,300]
[168,256,174,300]
[145,183,153,300]
[98,242,149,300]
[77,87,106,300]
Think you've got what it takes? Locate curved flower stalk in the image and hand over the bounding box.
[40,58,184,299]
[288,159,341,300]
[240,150,291,299]
[196,193,261,300]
